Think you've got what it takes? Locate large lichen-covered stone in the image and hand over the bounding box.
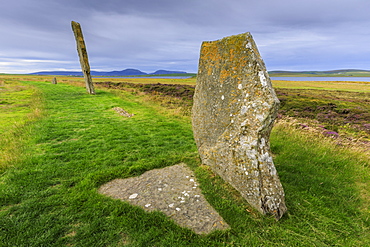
[192,33,287,219]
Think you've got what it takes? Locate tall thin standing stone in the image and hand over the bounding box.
[71,21,95,95]
[192,33,287,219]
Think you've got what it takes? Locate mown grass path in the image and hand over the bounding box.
[1,79,369,246]
[1,80,200,246]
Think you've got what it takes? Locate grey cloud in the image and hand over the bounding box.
[1,0,370,73]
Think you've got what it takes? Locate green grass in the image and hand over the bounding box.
[0,77,369,246]
[0,78,43,172]
[0,78,39,134]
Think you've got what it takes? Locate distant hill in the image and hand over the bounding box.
[269,69,370,77]
[102,69,147,76]
[151,70,187,75]
[30,69,370,77]
[30,69,191,76]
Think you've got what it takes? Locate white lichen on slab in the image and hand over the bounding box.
[99,163,229,234]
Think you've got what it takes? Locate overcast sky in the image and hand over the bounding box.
[1,0,370,74]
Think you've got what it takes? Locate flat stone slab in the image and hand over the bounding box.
[98,164,229,234]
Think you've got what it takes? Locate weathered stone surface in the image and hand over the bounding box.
[112,107,134,118]
[71,21,95,95]
[192,33,287,219]
[52,77,57,84]
[99,164,229,234]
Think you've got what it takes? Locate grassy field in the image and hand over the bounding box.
[93,78,370,144]
[272,80,370,93]
[0,77,43,170]
[0,75,369,246]
[0,78,41,134]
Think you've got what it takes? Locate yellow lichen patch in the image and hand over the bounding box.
[220,68,230,82]
[201,42,221,65]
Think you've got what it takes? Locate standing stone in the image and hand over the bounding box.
[52,77,57,84]
[71,21,95,95]
[192,33,287,219]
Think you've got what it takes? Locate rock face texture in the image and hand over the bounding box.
[99,164,229,234]
[71,21,95,95]
[112,107,134,118]
[192,33,287,219]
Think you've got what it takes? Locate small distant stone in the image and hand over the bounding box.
[113,107,134,118]
[129,193,138,199]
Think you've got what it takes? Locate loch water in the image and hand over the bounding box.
[270,77,370,82]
